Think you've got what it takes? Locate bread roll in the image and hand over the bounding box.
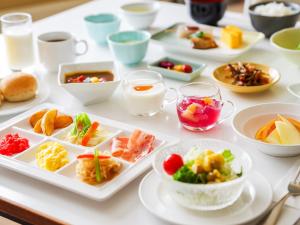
[0,73,37,102]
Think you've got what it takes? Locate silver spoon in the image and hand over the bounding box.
[263,166,300,225]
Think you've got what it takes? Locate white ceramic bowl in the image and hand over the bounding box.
[120,2,160,29]
[153,139,252,211]
[58,61,120,105]
[232,103,300,157]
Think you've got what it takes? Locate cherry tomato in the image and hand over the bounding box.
[163,153,184,175]
[183,64,193,73]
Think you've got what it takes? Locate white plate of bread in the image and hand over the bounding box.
[0,72,49,116]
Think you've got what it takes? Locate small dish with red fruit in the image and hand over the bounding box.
[152,139,252,211]
[148,56,206,81]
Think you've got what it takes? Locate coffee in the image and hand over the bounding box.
[38,31,88,72]
[47,39,66,42]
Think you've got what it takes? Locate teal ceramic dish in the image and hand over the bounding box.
[84,13,120,45]
[107,31,150,65]
[148,57,206,81]
[270,27,300,65]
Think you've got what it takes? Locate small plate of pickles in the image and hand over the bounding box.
[148,56,206,81]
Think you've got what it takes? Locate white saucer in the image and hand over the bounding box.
[0,78,50,116]
[139,171,272,225]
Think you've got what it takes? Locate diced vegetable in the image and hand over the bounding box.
[222,149,234,163]
[81,122,99,146]
[94,150,102,182]
[173,165,207,184]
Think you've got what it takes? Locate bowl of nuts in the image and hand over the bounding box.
[212,62,280,93]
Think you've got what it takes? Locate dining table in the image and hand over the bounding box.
[0,0,300,225]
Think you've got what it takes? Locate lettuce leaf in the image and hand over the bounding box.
[173,165,207,184]
[222,149,234,163]
[71,113,91,137]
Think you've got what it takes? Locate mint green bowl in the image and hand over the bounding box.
[270,27,300,65]
[107,31,150,65]
[84,13,120,45]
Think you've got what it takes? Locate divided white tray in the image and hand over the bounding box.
[0,103,178,201]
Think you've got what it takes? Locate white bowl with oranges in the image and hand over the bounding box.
[232,103,300,157]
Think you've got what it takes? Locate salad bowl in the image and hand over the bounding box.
[153,139,252,211]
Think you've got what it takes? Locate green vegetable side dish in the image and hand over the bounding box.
[296,43,300,50]
[170,148,242,184]
[94,149,102,182]
[191,31,204,39]
[71,113,92,138]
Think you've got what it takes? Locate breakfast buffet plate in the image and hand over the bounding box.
[0,103,178,201]
[0,77,50,116]
[139,171,272,225]
[151,23,265,62]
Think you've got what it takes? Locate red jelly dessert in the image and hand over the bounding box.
[177,97,221,131]
[0,133,30,156]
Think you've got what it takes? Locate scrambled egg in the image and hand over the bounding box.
[36,142,69,171]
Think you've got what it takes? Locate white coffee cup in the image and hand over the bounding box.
[37,31,88,72]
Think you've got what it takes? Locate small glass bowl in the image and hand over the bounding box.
[152,139,252,211]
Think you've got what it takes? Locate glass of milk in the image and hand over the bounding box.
[1,13,35,71]
[122,70,176,116]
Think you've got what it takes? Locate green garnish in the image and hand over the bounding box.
[222,149,234,163]
[71,113,92,137]
[237,167,243,177]
[94,149,102,182]
[173,165,207,184]
[296,43,300,50]
[190,31,204,39]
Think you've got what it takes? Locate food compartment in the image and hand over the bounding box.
[0,126,45,157]
[53,121,121,149]
[95,129,166,164]
[14,139,85,171]
[57,155,129,188]
[13,108,74,137]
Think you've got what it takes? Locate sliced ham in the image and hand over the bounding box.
[110,129,155,162]
[111,137,128,157]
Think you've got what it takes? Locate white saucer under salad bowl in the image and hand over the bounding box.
[232,103,300,157]
[139,170,272,225]
[152,139,252,211]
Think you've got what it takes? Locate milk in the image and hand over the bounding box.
[3,27,34,70]
[123,79,166,116]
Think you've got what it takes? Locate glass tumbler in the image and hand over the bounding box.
[1,13,35,71]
